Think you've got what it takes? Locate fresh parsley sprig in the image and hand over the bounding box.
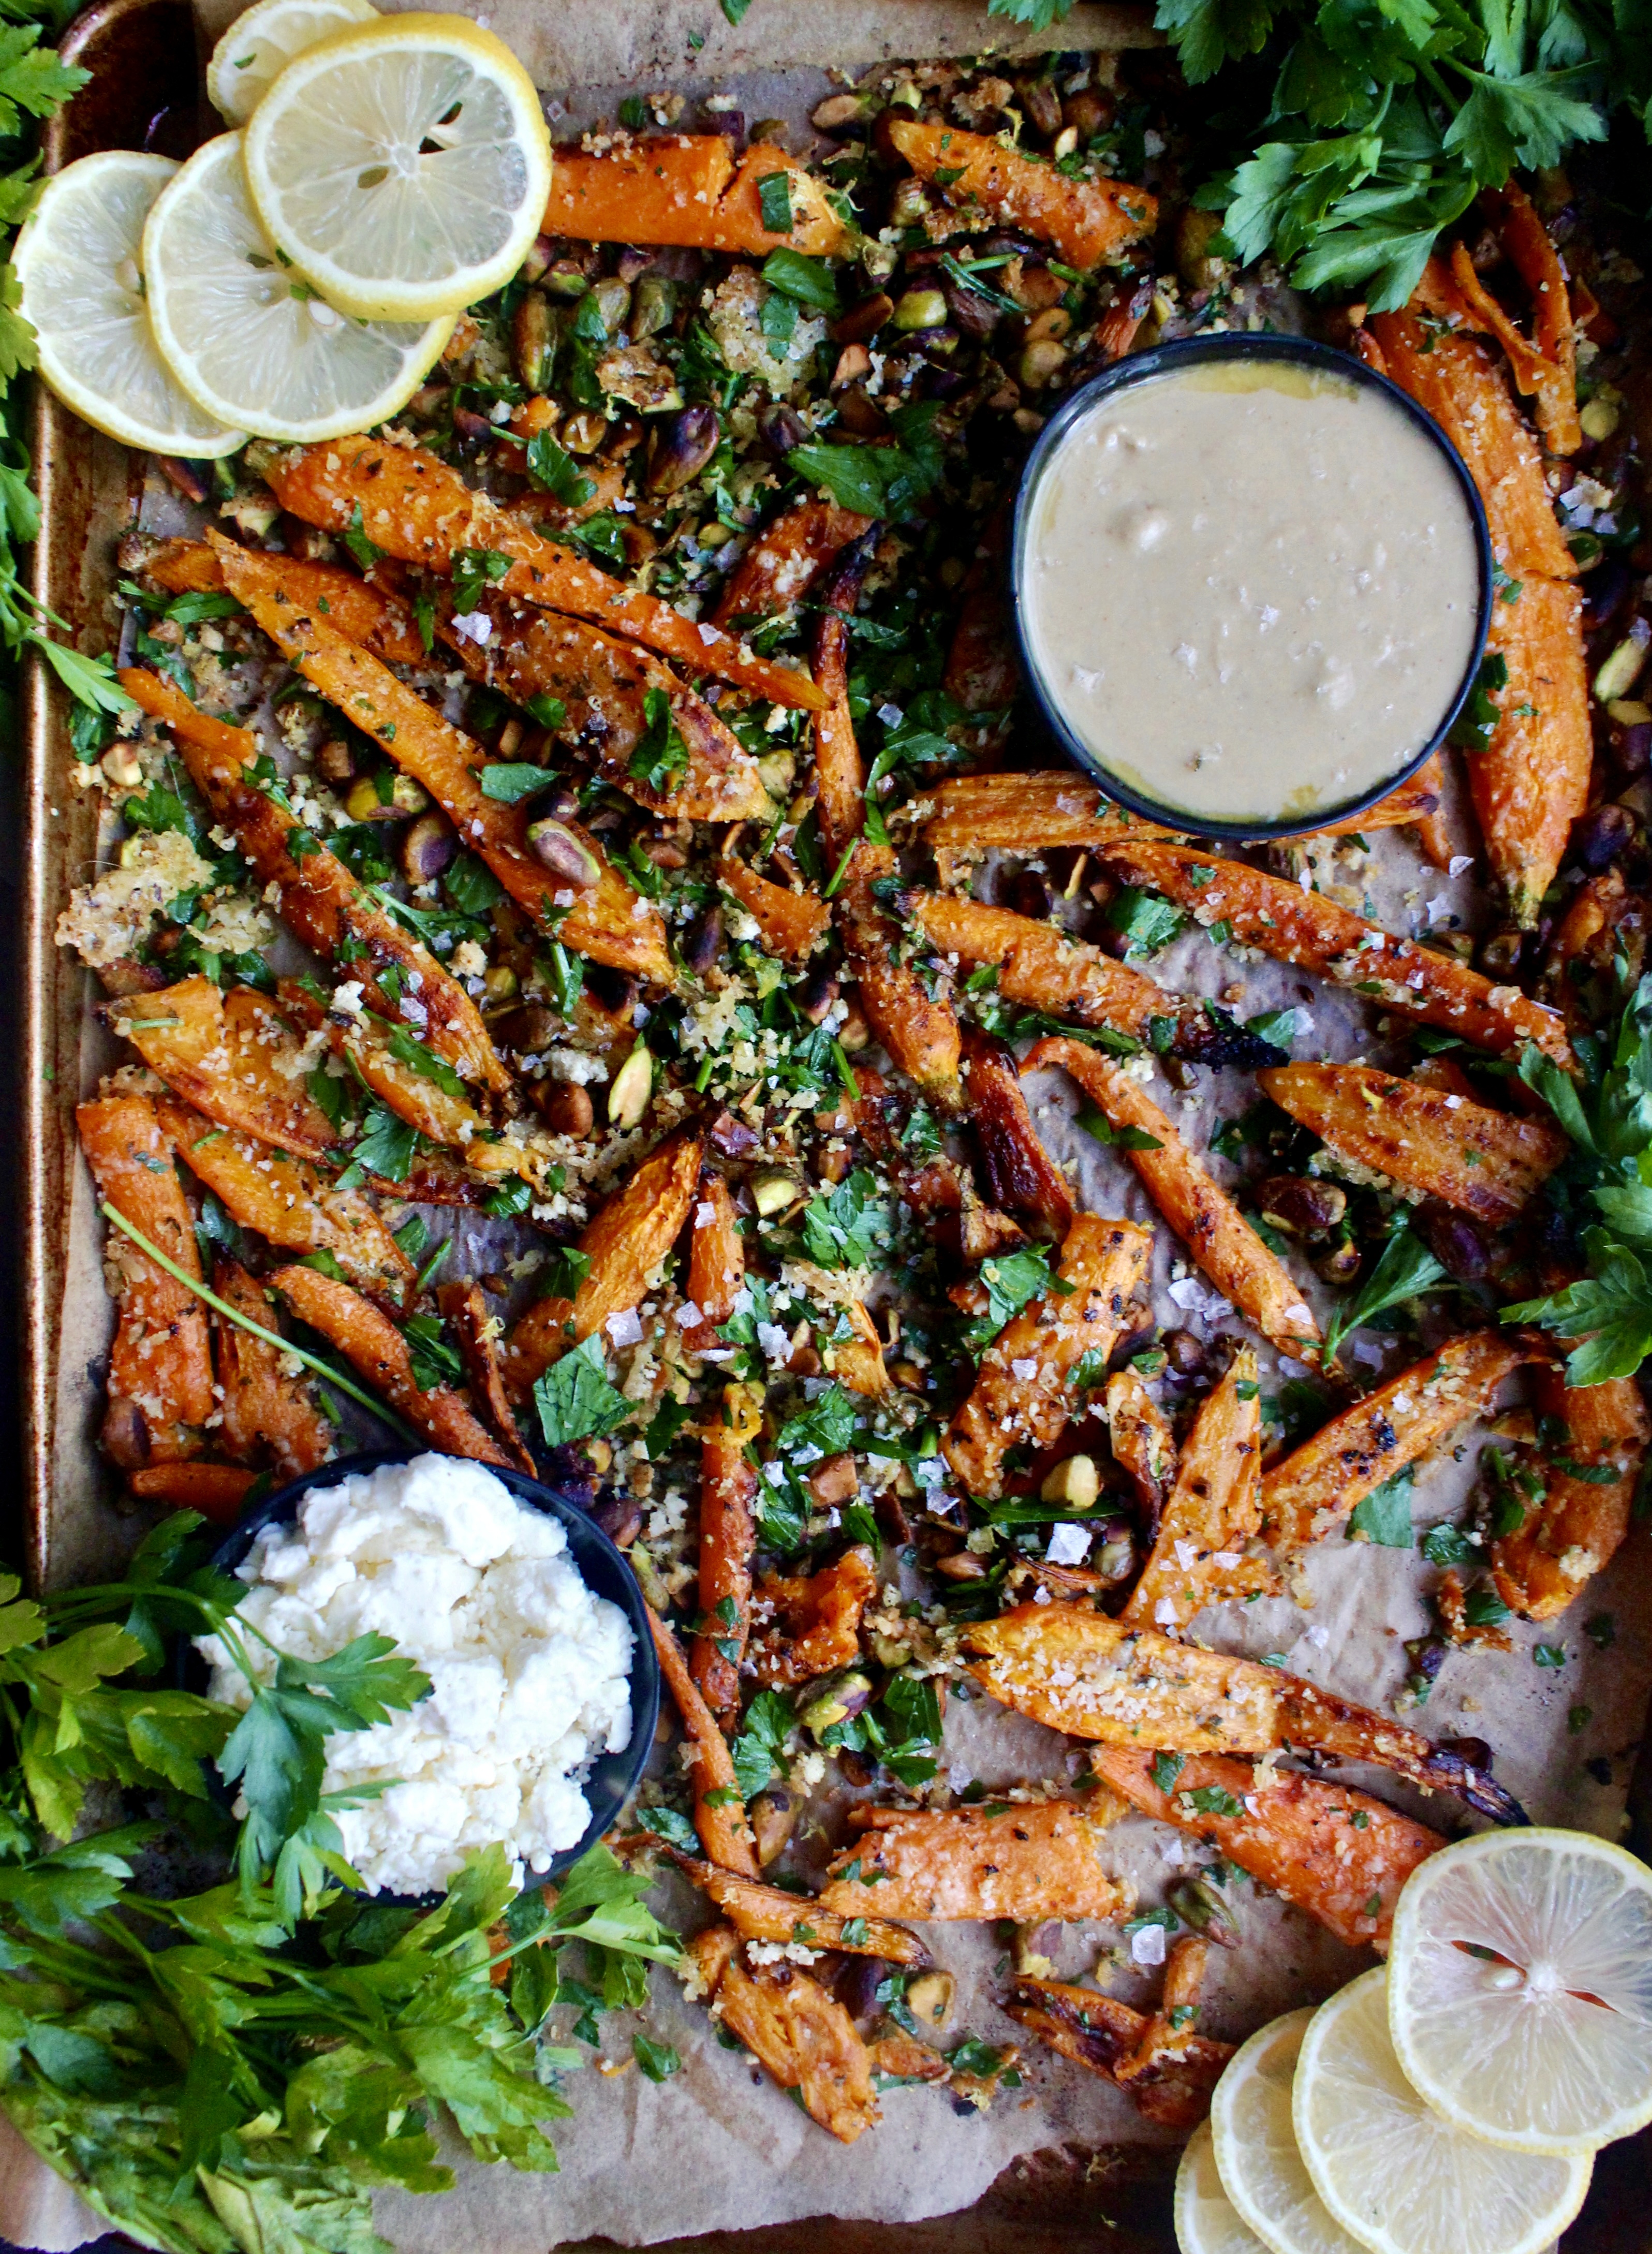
[0,1517,682,2244]
[984,0,1635,311]
[1506,973,1652,1383]
[0,9,137,741]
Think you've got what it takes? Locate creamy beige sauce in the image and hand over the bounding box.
[1020,360,1483,827]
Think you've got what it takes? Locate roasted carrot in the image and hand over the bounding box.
[887,117,1154,270]
[1116,1938,1219,2108]
[687,1925,878,2142]
[1093,1750,1443,1952]
[78,1094,214,1463]
[656,1847,927,1963]
[1486,184,1576,374]
[819,1801,1129,1922]
[503,1129,704,1394]
[713,498,874,628]
[104,978,339,1163]
[808,583,965,1104]
[126,1462,257,1522]
[922,768,1441,861]
[1366,311,1575,581]
[210,540,674,987]
[717,855,830,961]
[1105,1366,1177,1538]
[1027,1037,1322,1357]
[1006,1975,1231,2130]
[942,1213,1152,1497]
[1472,573,1590,929]
[647,1609,761,1878]
[1261,1331,1529,1555]
[749,1545,878,1689]
[257,434,825,709]
[270,1263,514,1467]
[1120,1347,1271,1626]
[907,891,1175,1044]
[1258,1062,1567,1227]
[1091,836,1573,1065]
[158,1098,416,1302]
[849,940,966,1108]
[960,1025,1074,1239]
[279,991,519,1176]
[136,535,425,663]
[211,1257,331,1481]
[118,666,506,1090]
[1492,1368,1650,1619]
[964,1604,1521,1818]
[543,137,851,259]
[1447,240,1581,456]
[437,1280,536,1475]
[441,594,773,822]
[683,1174,745,1359]
[692,1420,757,1727]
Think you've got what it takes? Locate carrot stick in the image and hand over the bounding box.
[258,433,826,710]
[647,1607,761,1878]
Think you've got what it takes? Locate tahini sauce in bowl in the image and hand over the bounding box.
[1015,342,1489,834]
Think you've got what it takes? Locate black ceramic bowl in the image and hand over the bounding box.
[1010,331,1495,843]
[184,1447,661,1900]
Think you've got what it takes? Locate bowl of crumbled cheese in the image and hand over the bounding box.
[189,1449,660,1901]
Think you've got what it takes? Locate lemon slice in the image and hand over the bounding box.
[1176,2120,1272,2254]
[12,151,243,455]
[207,0,378,125]
[1295,1967,1592,2254]
[1210,2008,1369,2254]
[142,133,451,444]
[242,12,553,321]
[1388,1826,1652,2156]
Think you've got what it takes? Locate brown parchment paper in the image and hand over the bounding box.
[9,3,1651,2246]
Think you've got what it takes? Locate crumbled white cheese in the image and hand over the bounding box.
[195,1455,634,1896]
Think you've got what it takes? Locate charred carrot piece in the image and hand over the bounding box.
[258,433,825,709]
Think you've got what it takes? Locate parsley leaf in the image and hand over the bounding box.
[799,1168,891,1268]
[532,1334,632,1447]
[731,1689,794,1799]
[526,431,597,508]
[628,686,691,797]
[481,761,554,803]
[451,547,513,614]
[788,402,946,521]
[1323,1220,1447,1366]
[761,247,840,311]
[1347,1466,1414,1547]
[218,1636,430,1897]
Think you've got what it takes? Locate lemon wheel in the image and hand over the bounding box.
[207,0,378,124]
[1210,2008,1370,2254]
[12,150,243,455]
[1388,1827,1652,2156]
[1295,1967,1592,2254]
[1175,2119,1272,2254]
[242,12,552,321]
[142,132,451,443]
